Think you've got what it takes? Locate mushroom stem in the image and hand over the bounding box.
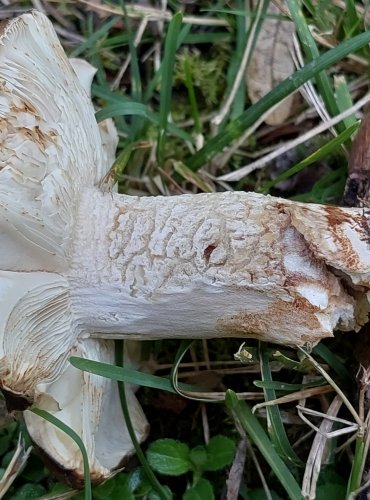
[68,187,370,346]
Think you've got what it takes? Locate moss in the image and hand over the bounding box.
[174,47,228,108]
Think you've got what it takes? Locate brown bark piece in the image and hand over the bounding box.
[343,113,370,208]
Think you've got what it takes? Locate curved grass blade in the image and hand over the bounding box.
[69,356,200,394]
[225,390,303,499]
[170,339,220,401]
[187,28,370,171]
[169,340,215,402]
[30,408,92,500]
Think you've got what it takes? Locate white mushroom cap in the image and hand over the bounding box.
[0,11,147,482]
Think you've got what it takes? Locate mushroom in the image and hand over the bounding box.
[1,10,370,483]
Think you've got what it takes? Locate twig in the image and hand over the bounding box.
[0,435,31,499]
[302,396,343,500]
[297,405,358,439]
[252,385,334,412]
[226,439,247,500]
[298,347,363,429]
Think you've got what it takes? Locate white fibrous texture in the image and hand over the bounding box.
[24,339,148,482]
[0,12,107,272]
[0,12,145,482]
[69,189,370,346]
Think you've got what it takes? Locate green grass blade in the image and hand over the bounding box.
[260,121,359,192]
[30,408,92,500]
[347,437,365,495]
[69,356,201,394]
[183,32,231,44]
[225,390,303,499]
[119,1,143,140]
[344,0,362,38]
[258,343,303,467]
[286,0,344,133]
[111,141,134,178]
[95,103,194,143]
[95,102,150,122]
[157,12,183,165]
[183,58,201,134]
[71,16,120,57]
[335,76,357,128]
[170,339,225,402]
[114,341,171,500]
[92,85,131,104]
[227,0,248,121]
[187,28,370,171]
[312,344,351,381]
[144,24,191,103]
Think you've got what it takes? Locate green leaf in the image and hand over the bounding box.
[204,435,236,471]
[146,439,192,476]
[148,486,174,500]
[0,435,12,455]
[21,456,47,482]
[8,483,46,499]
[189,446,207,469]
[0,421,18,458]
[43,483,72,497]
[128,467,150,494]
[316,468,346,500]
[92,473,133,500]
[183,478,214,500]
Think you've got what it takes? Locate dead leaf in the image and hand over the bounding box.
[247,2,296,125]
